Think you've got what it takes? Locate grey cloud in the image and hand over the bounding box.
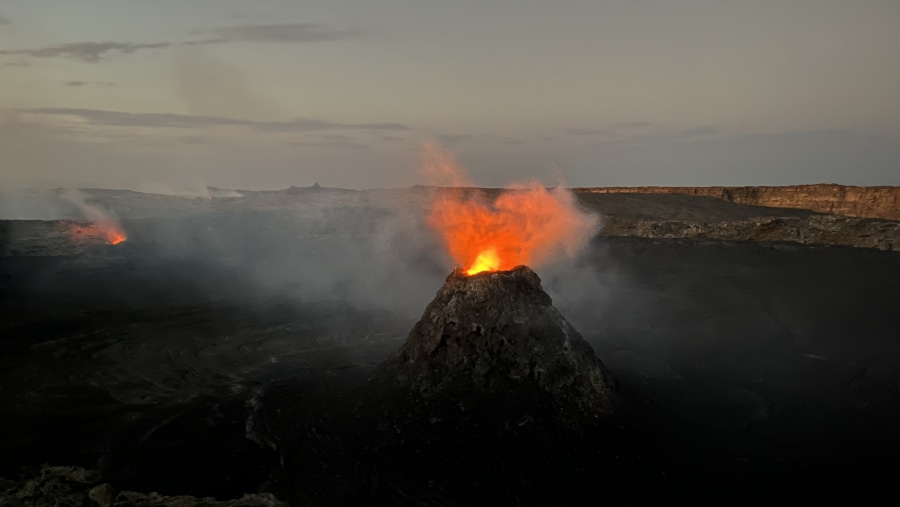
[563,123,655,136]
[613,122,654,129]
[176,135,210,145]
[679,125,718,137]
[205,23,355,43]
[0,16,11,26]
[285,133,371,150]
[567,128,900,187]
[285,140,371,150]
[595,125,719,146]
[310,134,360,143]
[435,133,476,145]
[256,118,409,133]
[21,108,249,128]
[0,23,351,64]
[648,125,719,142]
[563,128,605,136]
[0,41,170,62]
[64,80,116,87]
[20,107,411,133]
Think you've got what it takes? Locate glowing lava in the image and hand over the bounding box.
[423,142,598,276]
[466,248,500,275]
[66,221,127,245]
[103,225,127,245]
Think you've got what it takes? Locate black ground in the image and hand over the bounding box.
[2,233,899,505]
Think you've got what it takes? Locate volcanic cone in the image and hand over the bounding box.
[388,265,616,418]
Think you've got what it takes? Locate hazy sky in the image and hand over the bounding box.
[1,0,899,190]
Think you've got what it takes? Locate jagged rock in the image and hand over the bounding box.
[88,483,116,507]
[0,465,286,507]
[386,265,616,418]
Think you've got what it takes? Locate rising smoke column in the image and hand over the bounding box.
[421,142,599,275]
[60,189,127,245]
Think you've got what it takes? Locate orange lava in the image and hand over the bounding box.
[103,226,127,245]
[466,248,500,275]
[67,221,127,245]
[423,142,597,276]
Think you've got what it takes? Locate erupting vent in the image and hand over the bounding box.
[421,142,598,276]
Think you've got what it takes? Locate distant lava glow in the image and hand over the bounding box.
[103,224,127,245]
[67,220,127,245]
[59,190,127,246]
[423,142,598,276]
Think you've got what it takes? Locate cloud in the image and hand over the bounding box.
[635,125,718,143]
[0,23,352,64]
[563,128,605,136]
[577,124,719,146]
[0,41,170,62]
[20,107,411,133]
[435,133,476,145]
[64,80,116,87]
[202,23,356,43]
[255,117,409,133]
[0,16,11,26]
[285,139,371,150]
[562,123,656,136]
[613,122,654,129]
[283,133,372,150]
[176,135,210,145]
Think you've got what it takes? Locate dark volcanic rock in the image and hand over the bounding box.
[0,465,285,507]
[389,265,616,419]
[249,266,621,505]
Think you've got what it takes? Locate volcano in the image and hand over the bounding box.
[385,265,616,420]
[249,265,620,504]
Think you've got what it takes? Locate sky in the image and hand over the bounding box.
[1,0,899,191]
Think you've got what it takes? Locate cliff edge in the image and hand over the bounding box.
[577,184,900,221]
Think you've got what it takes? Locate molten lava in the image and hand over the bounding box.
[423,142,598,276]
[58,190,127,245]
[66,221,127,245]
[466,248,500,275]
[103,225,127,245]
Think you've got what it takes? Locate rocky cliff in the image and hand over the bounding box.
[600,214,900,251]
[577,185,900,221]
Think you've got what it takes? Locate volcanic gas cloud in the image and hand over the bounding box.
[61,190,127,245]
[422,142,598,275]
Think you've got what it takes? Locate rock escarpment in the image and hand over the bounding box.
[601,214,900,251]
[578,184,900,220]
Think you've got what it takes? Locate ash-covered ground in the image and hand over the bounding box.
[2,186,899,505]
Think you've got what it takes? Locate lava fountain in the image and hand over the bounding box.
[422,142,599,275]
